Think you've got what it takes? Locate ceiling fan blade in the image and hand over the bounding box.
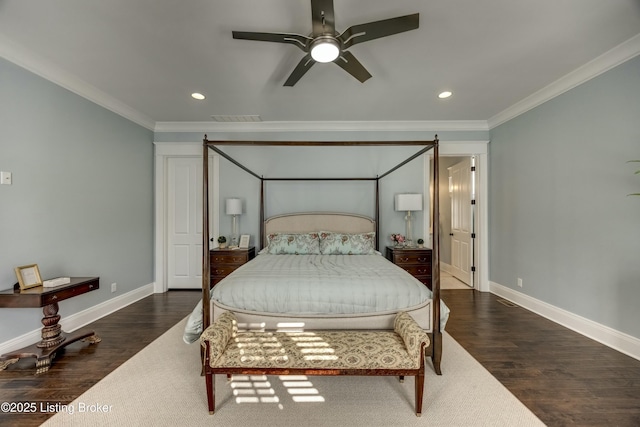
[311,0,335,35]
[284,53,316,86]
[334,51,372,83]
[232,31,311,51]
[338,13,419,49]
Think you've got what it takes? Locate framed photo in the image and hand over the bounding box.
[15,264,43,290]
[239,234,250,249]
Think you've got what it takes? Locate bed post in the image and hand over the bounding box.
[260,178,265,249]
[431,135,442,375]
[375,177,380,251]
[202,137,211,333]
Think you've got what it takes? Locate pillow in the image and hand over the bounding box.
[319,231,376,255]
[264,232,320,255]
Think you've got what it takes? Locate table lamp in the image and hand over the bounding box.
[395,194,423,247]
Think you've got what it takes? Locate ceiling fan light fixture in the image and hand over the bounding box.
[310,37,340,63]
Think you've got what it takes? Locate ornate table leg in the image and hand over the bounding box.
[83,334,102,344]
[0,358,19,370]
[37,302,66,349]
[0,302,101,374]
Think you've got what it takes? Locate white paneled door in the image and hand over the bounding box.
[167,157,204,289]
[449,158,473,285]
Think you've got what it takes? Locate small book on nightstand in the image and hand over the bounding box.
[43,277,71,287]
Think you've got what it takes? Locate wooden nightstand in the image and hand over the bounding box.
[210,247,256,285]
[385,246,432,290]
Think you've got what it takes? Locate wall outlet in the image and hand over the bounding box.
[0,171,11,185]
[517,278,523,288]
[111,282,117,293]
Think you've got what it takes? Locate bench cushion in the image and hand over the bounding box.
[201,311,429,370]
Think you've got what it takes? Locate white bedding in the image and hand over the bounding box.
[214,254,431,313]
[183,254,449,343]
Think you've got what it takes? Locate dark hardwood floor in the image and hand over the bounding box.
[442,289,640,426]
[1,288,639,426]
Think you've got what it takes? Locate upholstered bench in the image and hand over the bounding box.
[200,311,430,416]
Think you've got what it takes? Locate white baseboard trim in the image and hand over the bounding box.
[490,281,640,362]
[0,283,154,355]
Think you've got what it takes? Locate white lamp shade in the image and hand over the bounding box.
[395,194,423,211]
[225,198,242,215]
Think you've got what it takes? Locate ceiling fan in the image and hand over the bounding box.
[232,0,419,86]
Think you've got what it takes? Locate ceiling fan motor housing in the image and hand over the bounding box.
[310,36,340,63]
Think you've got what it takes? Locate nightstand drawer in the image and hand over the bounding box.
[398,264,432,277]
[212,254,250,265]
[392,253,431,265]
[210,247,256,285]
[386,246,432,289]
[211,265,241,277]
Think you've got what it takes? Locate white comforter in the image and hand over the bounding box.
[183,254,449,343]
[213,254,432,314]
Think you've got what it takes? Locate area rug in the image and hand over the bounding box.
[43,318,543,426]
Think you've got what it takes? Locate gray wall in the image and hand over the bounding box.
[0,58,154,343]
[489,54,640,339]
[216,145,429,250]
[156,132,491,253]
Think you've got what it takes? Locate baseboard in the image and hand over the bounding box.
[0,283,154,355]
[490,281,640,361]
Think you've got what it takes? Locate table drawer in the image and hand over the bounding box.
[42,280,99,305]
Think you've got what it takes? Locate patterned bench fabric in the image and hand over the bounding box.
[394,311,430,362]
[201,311,429,370]
[200,312,237,366]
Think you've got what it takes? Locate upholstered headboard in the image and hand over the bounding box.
[264,212,375,239]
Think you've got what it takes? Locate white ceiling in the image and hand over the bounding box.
[1,0,639,130]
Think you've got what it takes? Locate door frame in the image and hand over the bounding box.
[154,142,219,293]
[425,140,489,292]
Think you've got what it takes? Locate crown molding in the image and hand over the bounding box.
[5,28,638,135]
[153,120,489,134]
[0,34,155,130]
[488,33,640,129]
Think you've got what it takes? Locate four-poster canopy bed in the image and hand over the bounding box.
[188,136,446,374]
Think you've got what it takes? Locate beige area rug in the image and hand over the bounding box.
[43,318,543,427]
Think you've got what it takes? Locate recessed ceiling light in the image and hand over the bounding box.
[191,93,206,100]
[438,91,452,99]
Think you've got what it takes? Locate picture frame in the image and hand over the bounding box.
[15,264,43,290]
[239,234,250,249]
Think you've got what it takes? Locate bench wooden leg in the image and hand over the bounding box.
[205,372,215,414]
[415,372,425,417]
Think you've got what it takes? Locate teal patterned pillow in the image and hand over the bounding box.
[265,233,320,255]
[319,231,376,255]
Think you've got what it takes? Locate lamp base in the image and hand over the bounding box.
[405,211,415,248]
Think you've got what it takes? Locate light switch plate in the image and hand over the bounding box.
[0,171,11,185]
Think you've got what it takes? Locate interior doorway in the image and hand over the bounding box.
[435,156,476,290]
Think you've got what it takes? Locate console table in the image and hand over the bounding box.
[0,277,101,374]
